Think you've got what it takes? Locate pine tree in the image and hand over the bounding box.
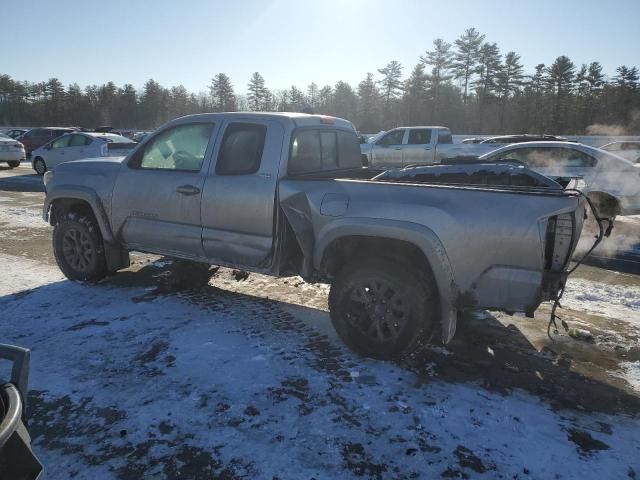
[209,73,236,112]
[421,39,453,119]
[497,51,524,130]
[547,56,576,132]
[247,72,270,111]
[377,61,403,109]
[452,28,485,104]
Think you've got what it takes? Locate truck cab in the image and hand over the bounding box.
[365,126,453,167]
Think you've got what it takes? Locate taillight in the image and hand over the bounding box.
[14,142,24,149]
[544,214,575,271]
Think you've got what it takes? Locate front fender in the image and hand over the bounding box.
[43,185,114,242]
[314,218,460,343]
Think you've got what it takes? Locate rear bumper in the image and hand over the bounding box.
[0,150,25,162]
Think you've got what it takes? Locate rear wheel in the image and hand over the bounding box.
[588,193,621,219]
[33,157,47,175]
[7,161,19,168]
[328,257,439,360]
[53,211,107,282]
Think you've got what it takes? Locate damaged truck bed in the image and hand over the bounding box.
[42,113,586,359]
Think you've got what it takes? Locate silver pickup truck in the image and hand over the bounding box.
[361,126,504,168]
[43,113,586,359]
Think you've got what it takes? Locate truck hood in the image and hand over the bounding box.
[44,156,126,189]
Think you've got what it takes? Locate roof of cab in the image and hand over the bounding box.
[167,112,355,131]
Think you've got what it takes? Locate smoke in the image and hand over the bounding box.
[575,214,640,259]
[585,110,640,136]
[585,123,627,136]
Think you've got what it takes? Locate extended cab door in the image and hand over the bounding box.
[201,118,283,267]
[111,122,218,258]
[370,129,406,167]
[401,128,435,165]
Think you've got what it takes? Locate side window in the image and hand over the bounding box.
[522,149,553,167]
[563,149,597,167]
[69,134,90,147]
[135,123,214,171]
[378,130,405,146]
[51,135,71,149]
[438,131,453,144]
[24,129,39,139]
[289,130,321,174]
[408,129,432,145]
[216,123,267,175]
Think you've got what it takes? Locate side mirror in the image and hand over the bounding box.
[45,144,53,150]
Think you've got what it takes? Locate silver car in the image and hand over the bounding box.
[31,132,136,175]
[480,141,640,216]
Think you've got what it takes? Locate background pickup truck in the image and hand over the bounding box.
[360,126,505,168]
[43,113,585,359]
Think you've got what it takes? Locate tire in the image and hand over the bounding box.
[7,161,19,168]
[53,211,107,282]
[33,157,47,175]
[328,257,439,360]
[588,193,620,219]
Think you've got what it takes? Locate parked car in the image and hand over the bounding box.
[480,141,640,217]
[360,126,504,168]
[0,133,26,168]
[599,141,640,163]
[17,127,77,156]
[0,343,44,480]
[479,134,571,144]
[31,132,137,175]
[43,112,586,359]
[2,128,29,139]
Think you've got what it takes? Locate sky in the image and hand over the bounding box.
[1,0,638,95]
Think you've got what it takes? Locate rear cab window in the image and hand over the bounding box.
[288,128,362,175]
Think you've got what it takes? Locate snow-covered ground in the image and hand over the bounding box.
[1,253,639,479]
[563,278,640,327]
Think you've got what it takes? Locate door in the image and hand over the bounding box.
[45,135,72,169]
[370,129,406,167]
[201,119,282,267]
[402,128,435,166]
[66,134,93,161]
[111,122,218,258]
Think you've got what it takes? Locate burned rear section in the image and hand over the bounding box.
[277,165,585,342]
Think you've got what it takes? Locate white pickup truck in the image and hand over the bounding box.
[360,126,504,168]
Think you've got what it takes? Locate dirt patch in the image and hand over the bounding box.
[567,428,610,455]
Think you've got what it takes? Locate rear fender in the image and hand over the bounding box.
[315,218,460,343]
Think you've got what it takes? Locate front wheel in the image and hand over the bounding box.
[33,157,47,175]
[53,212,107,281]
[328,257,439,360]
[7,161,20,168]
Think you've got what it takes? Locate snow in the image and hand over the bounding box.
[562,277,640,327]
[616,362,640,392]
[1,253,639,479]
[0,195,48,234]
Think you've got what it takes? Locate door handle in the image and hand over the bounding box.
[423,146,432,150]
[175,185,201,195]
[394,147,402,150]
